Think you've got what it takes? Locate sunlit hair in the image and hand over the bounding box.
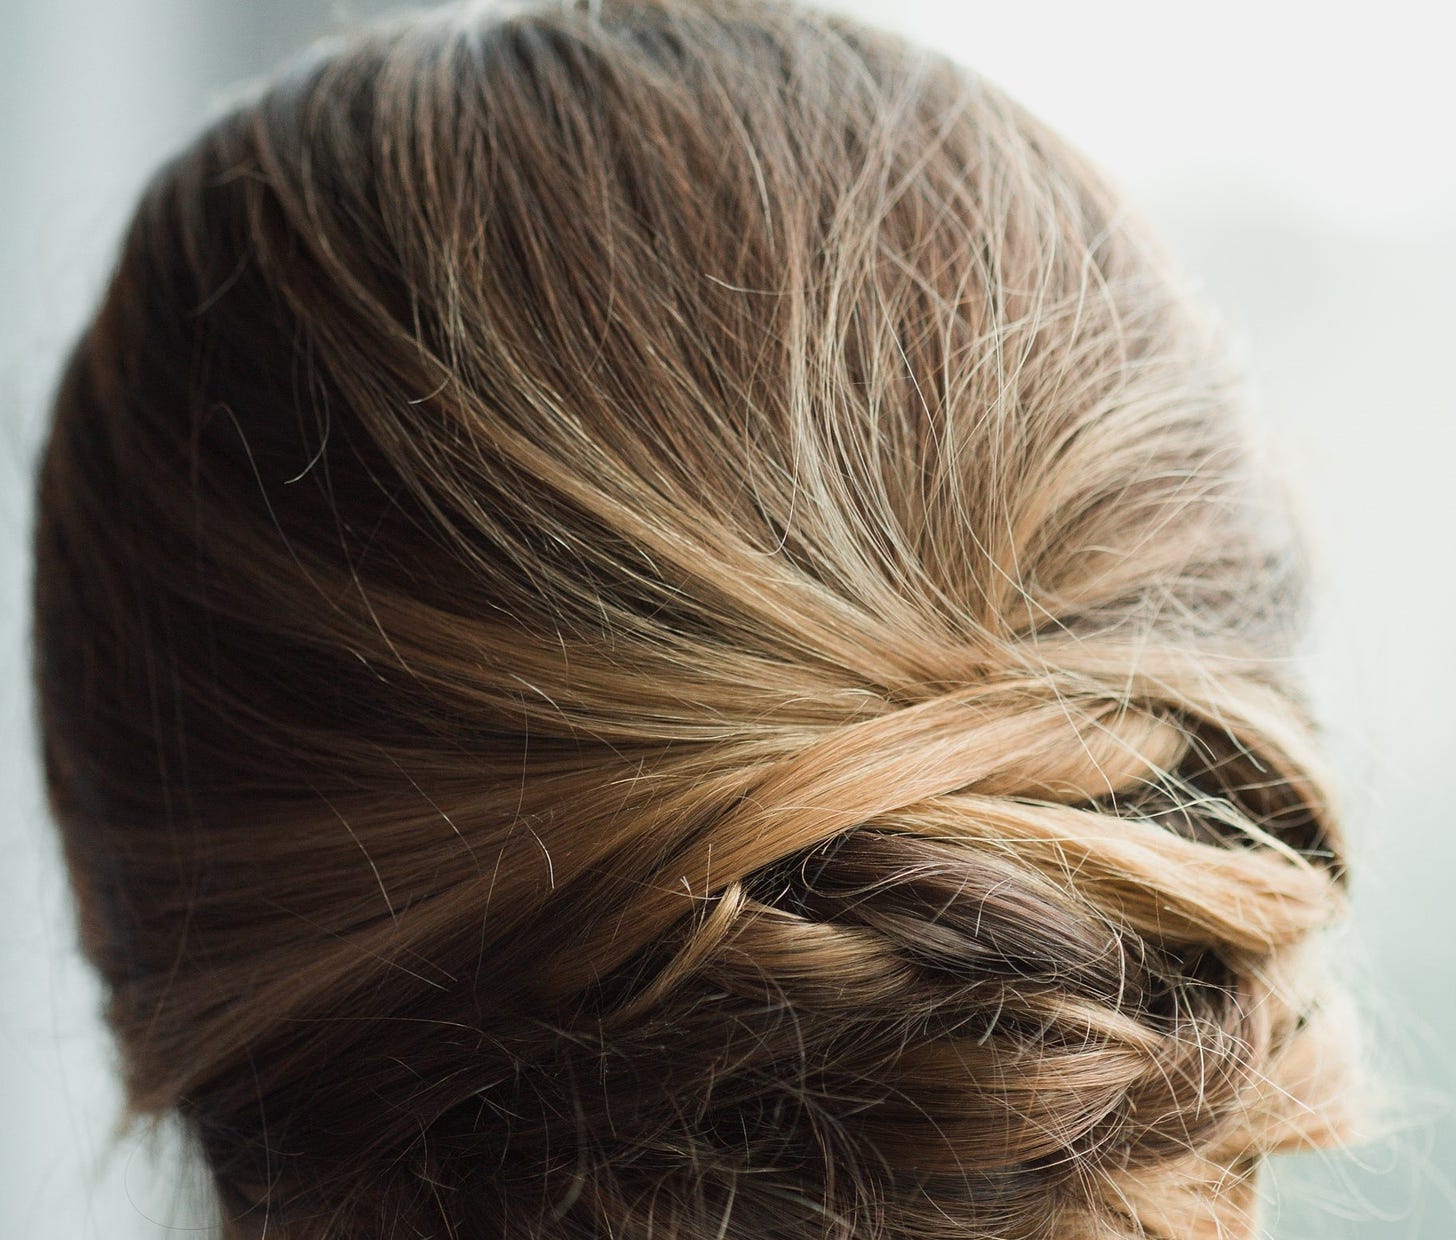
[31,0,1356,1236]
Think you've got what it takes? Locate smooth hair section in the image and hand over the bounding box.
[31,1,1355,1237]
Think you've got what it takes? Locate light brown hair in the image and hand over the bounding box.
[30,0,1355,1236]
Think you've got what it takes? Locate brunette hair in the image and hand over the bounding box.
[30,0,1356,1236]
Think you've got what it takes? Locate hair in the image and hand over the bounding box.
[29,0,1357,1236]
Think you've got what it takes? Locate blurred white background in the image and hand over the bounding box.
[2,1,1452,1235]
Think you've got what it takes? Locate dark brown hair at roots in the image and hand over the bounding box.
[30,1,1356,1237]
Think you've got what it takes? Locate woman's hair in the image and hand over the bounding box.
[30,0,1356,1236]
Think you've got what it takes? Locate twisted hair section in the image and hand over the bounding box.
[31,1,1355,1237]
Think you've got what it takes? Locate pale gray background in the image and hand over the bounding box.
[3,1,1452,1235]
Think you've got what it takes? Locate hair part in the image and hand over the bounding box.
[32,1,1355,1237]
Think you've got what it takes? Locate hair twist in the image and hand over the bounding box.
[31,2,1357,1237]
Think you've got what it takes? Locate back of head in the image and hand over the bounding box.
[31,0,1355,1236]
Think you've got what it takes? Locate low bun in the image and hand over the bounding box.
[32,1,1356,1237]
